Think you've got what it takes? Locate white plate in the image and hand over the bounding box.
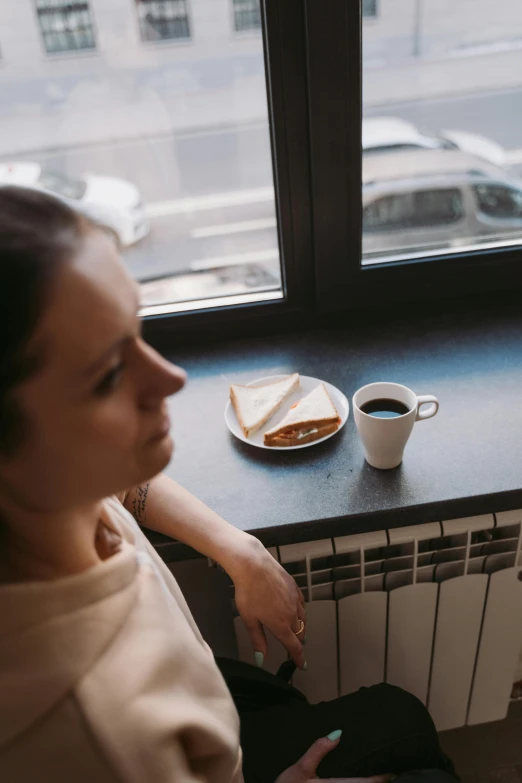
[225,374,349,450]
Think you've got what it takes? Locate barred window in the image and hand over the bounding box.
[362,0,378,18]
[233,0,261,33]
[35,0,96,54]
[136,0,191,43]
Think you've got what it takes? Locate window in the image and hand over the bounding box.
[362,0,378,19]
[3,0,304,319]
[4,0,522,334]
[137,0,191,43]
[360,0,522,269]
[233,0,261,33]
[364,189,464,233]
[474,184,522,220]
[1,0,302,320]
[35,0,96,54]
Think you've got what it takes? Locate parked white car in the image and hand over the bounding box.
[362,117,506,167]
[0,162,149,247]
[363,149,522,258]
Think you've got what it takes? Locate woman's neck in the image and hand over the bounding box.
[0,501,106,583]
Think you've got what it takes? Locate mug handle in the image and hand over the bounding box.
[416,395,439,421]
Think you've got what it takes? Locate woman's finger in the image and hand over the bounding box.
[278,626,305,669]
[292,733,343,779]
[296,603,307,644]
[291,613,305,634]
[297,601,306,624]
[297,587,306,607]
[324,777,394,782]
[292,609,306,644]
[243,617,268,668]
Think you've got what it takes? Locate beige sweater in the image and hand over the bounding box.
[0,498,243,783]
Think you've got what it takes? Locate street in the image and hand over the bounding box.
[6,86,522,286]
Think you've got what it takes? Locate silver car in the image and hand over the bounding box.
[363,150,522,259]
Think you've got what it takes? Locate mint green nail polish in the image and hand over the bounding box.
[254,652,264,668]
[327,729,342,742]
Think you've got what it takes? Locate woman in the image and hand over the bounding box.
[0,187,456,783]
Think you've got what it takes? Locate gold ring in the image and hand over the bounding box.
[295,620,305,637]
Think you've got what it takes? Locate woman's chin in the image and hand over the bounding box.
[155,433,175,466]
[142,434,174,476]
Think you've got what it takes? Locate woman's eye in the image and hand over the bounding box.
[94,361,125,396]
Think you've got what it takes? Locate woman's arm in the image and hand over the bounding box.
[122,474,306,669]
[123,473,254,576]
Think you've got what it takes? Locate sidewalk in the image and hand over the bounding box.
[364,47,522,106]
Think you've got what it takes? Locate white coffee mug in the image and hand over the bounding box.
[353,382,439,470]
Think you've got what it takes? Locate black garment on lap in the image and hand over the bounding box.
[216,659,457,783]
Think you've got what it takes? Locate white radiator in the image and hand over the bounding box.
[234,510,522,731]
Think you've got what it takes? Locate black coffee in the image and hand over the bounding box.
[360,398,410,419]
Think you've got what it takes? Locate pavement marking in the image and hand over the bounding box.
[190,248,280,271]
[192,217,277,238]
[146,187,275,218]
[505,148,522,166]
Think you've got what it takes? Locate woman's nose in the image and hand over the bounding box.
[165,363,187,395]
[137,341,187,406]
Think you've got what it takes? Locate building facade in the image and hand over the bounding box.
[0,0,521,156]
[0,0,266,155]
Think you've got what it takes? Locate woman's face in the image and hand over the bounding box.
[0,230,186,512]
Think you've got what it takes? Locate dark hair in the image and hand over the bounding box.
[0,186,91,456]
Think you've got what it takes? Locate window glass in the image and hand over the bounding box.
[362,0,378,19]
[362,0,522,263]
[136,0,191,42]
[364,188,464,232]
[473,184,522,219]
[233,0,261,33]
[38,170,87,200]
[364,143,424,156]
[1,1,281,312]
[35,0,96,54]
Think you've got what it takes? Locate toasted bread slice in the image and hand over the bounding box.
[230,373,300,438]
[264,383,341,447]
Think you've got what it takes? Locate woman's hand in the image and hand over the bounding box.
[275,731,393,783]
[225,535,307,669]
[120,478,304,667]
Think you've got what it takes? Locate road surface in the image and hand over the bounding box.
[6,86,522,286]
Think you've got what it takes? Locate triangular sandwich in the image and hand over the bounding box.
[264,383,341,447]
[230,373,300,438]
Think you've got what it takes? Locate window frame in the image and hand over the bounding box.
[136,0,192,44]
[34,0,97,55]
[304,0,522,314]
[144,0,314,343]
[144,0,522,344]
